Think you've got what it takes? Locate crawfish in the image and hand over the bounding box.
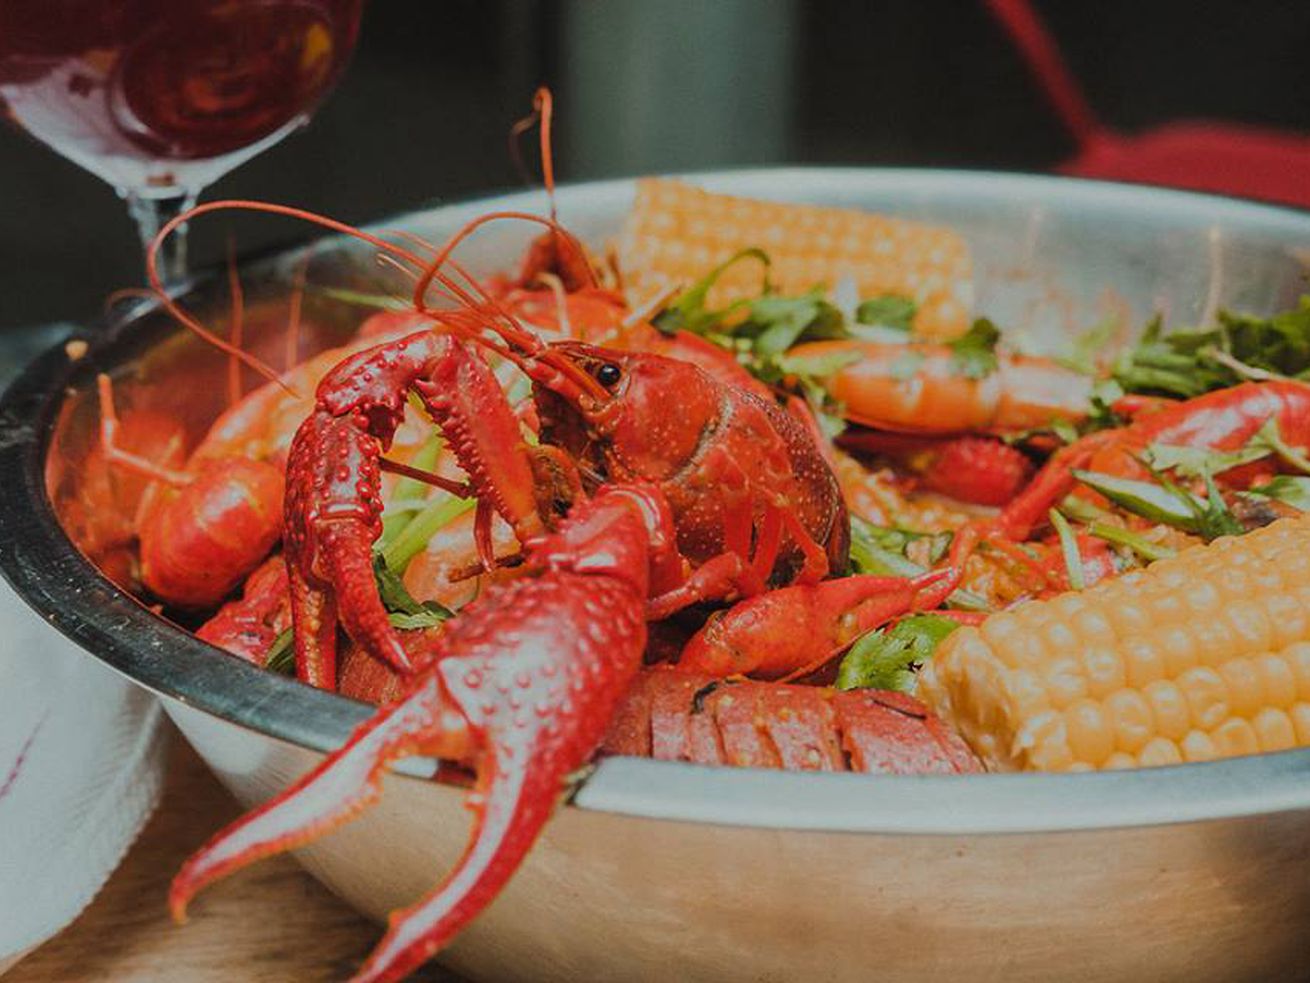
[942,380,1310,584]
[994,380,1310,541]
[170,204,961,983]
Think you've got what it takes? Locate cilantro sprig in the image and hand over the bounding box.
[946,318,1001,380]
[835,614,962,692]
[1114,296,1310,398]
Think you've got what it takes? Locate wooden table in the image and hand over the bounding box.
[7,739,454,983]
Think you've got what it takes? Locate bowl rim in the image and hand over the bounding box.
[5,166,1310,836]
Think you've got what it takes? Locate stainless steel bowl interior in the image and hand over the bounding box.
[5,169,1310,837]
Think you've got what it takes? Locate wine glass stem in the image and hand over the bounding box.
[123,190,198,287]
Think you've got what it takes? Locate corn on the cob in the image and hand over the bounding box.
[919,515,1310,771]
[618,178,974,339]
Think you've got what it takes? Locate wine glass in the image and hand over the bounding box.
[0,0,364,284]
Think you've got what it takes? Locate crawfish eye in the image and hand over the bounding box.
[595,362,622,388]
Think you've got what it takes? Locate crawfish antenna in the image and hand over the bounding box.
[509,86,559,224]
[145,201,440,398]
[225,236,245,407]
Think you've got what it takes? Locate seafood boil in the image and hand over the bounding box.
[67,94,1310,981]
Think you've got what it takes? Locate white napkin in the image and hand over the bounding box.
[0,581,168,969]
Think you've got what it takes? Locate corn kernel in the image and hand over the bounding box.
[1291,703,1310,744]
[1226,600,1273,653]
[1147,591,1186,626]
[1048,594,1089,624]
[1157,625,1198,677]
[1040,620,1080,659]
[1122,638,1166,688]
[1083,647,1127,698]
[1219,657,1264,718]
[1257,653,1297,709]
[1103,689,1154,754]
[1103,751,1138,770]
[1007,669,1050,721]
[1138,737,1183,767]
[1070,608,1116,647]
[1286,642,1310,700]
[1180,730,1218,762]
[1182,580,1220,614]
[1110,601,1152,639]
[1043,655,1090,709]
[1252,708,1296,752]
[980,611,1023,650]
[1264,593,1308,650]
[1190,620,1236,669]
[1064,699,1115,766]
[1212,718,1259,759]
[1143,680,1191,741]
[1176,666,1230,731]
[1014,709,1072,771]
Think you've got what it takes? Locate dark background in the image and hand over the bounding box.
[1,0,1308,331]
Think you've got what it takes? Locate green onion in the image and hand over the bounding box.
[1085,522,1176,562]
[265,629,295,674]
[1048,508,1085,589]
[1071,469,1202,531]
[380,494,475,573]
[378,435,444,550]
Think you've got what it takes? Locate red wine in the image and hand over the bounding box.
[0,0,362,189]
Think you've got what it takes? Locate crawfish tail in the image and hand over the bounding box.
[603,671,981,775]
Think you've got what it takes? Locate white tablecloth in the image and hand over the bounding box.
[0,581,167,970]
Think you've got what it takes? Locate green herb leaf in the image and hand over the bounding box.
[652,248,770,336]
[1084,521,1176,562]
[1195,470,1245,540]
[1071,468,1241,541]
[1048,508,1085,590]
[848,517,989,611]
[1143,441,1271,479]
[1247,475,1310,511]
[1248,417,1310,474]
[947,318,1001,379]
[373,553,454,621]
[835,614,962,692]
[748,291,847,357]
[855,295,917,332]
[775,349,862,379]
[388,610,449,630]
[1114,296,1310,397]
[265,628,295,674]
[1070,469,1203,532]
[1056,317,1121,375]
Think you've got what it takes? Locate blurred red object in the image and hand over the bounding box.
[988,0,1310,209]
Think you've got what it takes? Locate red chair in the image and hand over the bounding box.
[988,0,1310,208]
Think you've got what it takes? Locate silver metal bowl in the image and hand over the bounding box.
[5,170,1310,982]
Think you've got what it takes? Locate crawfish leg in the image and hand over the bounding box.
[675,570,950,679]
[286,566,338,688]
